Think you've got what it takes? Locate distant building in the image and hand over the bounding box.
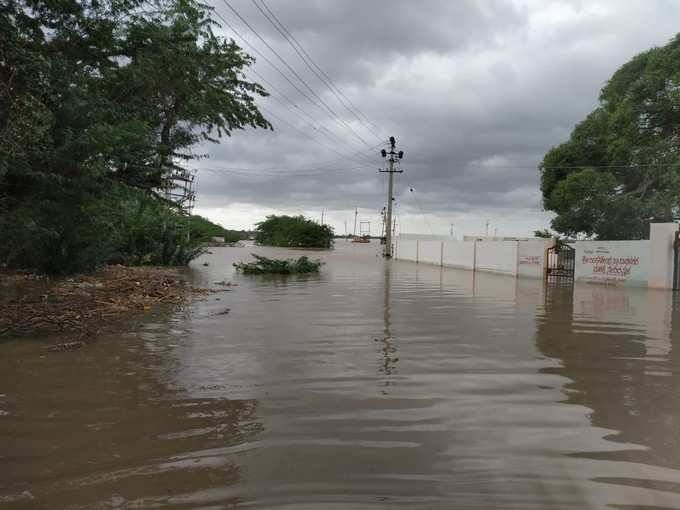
[211,236,225,243]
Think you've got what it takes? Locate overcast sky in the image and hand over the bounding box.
[192,0,680,238]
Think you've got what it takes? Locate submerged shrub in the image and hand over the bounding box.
[254,215,334,248]
[233,254,322,274]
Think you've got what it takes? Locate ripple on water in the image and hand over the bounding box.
[2,243,680,509]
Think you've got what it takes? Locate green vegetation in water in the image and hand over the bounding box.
[255,215,334,248]
[190,216,248,244]
[1,0,271,274]
[540,34,680,240]
[233,254,323,275]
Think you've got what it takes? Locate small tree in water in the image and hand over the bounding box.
[254,215,334,248]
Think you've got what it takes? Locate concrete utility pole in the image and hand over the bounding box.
[380,136,404,257]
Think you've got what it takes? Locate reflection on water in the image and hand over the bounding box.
[2,241,680,508]
[378,263,398,392]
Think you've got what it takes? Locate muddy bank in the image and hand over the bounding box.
[0,265,217,340]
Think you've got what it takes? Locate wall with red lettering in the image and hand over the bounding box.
[517,241,548,278]
[574,241,650,287]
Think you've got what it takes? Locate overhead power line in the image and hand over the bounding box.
[212,8,376,159]
[259,106,376,165]
[219,0,373,149]
[259,0,381,133]
[406,184,435,236]
[200,164,369,177]
[462,162,680,170]
[253,0,384,142]
[199,145,385,174]
[253,69,384,158]
[211,9,383,161]
[212,10,331,125]
[251,68,351,148]
[540,162,680,169]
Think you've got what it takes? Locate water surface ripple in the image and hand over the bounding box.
[2,242,680,509]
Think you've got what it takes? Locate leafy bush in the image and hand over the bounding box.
[0,181,205,274]
[189,215,247,244]
[255,215,333,248]
[233,254,323,274]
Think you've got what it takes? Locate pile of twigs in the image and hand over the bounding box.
[0,265,189,337]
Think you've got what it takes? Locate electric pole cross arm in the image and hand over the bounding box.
[379,136,404,257]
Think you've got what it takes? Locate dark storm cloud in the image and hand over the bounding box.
[217,0,528,85]
[195,0,680,232]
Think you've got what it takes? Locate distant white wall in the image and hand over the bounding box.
[442,240,475,269]
[475,241,518,275]
[395,224,678,290]
[395,238,418,262]
[518,241,548,278]
[398,233,450,241]
[574,241,650,287]
[418,240,442,265]
[648,223,678,289]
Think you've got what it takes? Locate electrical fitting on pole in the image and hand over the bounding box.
[379,136,404,257]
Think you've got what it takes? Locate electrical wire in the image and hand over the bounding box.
[407,183,435,235]
[211,9,369,156]
[253,0,384,142]
[199,163,369,177]
[259,106,377,165]
[197,144,385,175]
[219,0,373,149]
[450,162,680,170]
[212,7,385,163]
[253,69,354,149]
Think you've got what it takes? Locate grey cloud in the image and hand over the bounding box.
[194,0,680,232]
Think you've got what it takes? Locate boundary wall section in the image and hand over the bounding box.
[418,240,443,266]
[394,236,549,278]
[518,241,549,278]
[574,241,650,287]
[572,224,679,288]
[442,241,475,270]
[394,223,679,289]
[475,241,519,276]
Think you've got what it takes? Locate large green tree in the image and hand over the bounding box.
[540,34,680,239]
[0,0,271,272]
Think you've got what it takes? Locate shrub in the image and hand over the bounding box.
[233,254,323,274]
[0,181,205,274]
[254,215,333,248]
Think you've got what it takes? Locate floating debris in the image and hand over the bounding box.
[0,266,198,337]
[46,341,86,352]
[213,280,238,286]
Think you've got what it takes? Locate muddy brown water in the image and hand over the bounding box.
[2,241,680,509]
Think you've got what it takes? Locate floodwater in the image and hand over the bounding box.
[2,242,680,509]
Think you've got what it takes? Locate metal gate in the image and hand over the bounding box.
[546,243,575,285]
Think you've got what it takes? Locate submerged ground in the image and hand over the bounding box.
[2,241,680,509]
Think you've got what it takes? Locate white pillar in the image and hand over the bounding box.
[648,223,679,289]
